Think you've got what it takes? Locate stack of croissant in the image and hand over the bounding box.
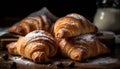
[7,13,110,63]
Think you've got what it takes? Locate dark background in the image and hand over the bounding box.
[0,0,97,27]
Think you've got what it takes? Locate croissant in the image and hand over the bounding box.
[7,30,57,63]
[54,13,98,39]
[8,15,51,35]
[58,34,110,61]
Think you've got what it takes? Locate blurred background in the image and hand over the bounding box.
[0,0,97,27]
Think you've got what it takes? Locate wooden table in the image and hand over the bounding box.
[0,50,120,69]
[0,29,120,69]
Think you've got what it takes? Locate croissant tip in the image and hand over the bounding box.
[32,51,49,63]
[8,25,17,32]
[7,42,18,55]
[56,29,69,39]
[70,52,83,61]
[56,31,64,39]
[74,54,80,59]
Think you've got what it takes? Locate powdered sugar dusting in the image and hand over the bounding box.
[10,56,34,65]
[89,57,119,64]
[80,34,94,42]
[30,36,52,43]
[74,34,95,43]
[66,13,81,20]
[23,30,54,46]
[25,30,53,40]
[25,30,47,38]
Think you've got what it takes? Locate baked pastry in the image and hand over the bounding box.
[58,34,110,61]
[8,15,51,35]
[7,30,57,63]
[54,13,98,39]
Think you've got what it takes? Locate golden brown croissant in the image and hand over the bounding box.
[58,34,110,61]
[8,15,51,35]
[54,13,98,39]
[7,30,57,63]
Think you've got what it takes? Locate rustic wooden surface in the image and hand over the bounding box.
[0,31,120,69]
[0,50,120,69]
